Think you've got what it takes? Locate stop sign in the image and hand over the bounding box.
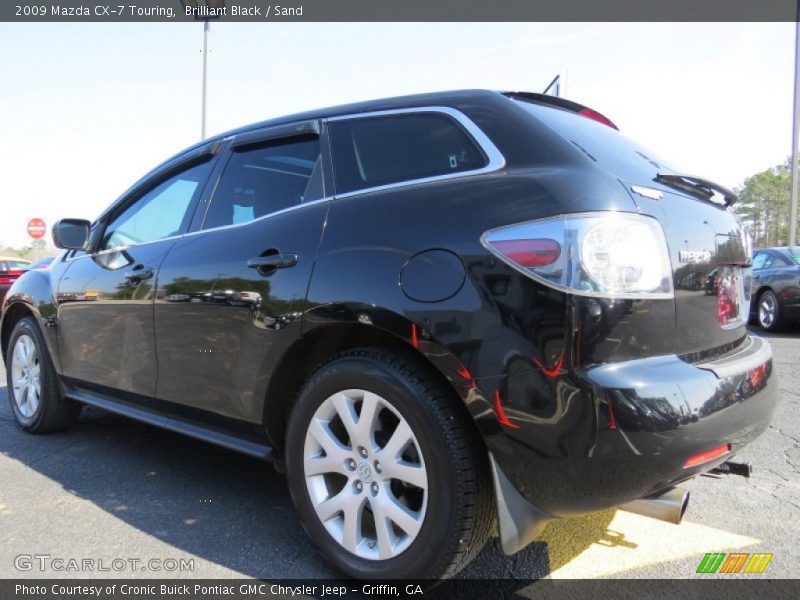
[27,218,46,240]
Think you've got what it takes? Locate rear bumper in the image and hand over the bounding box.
[486,334,778,522]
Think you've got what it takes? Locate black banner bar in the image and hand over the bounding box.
[2,579,800,600]
[2,0,798,23]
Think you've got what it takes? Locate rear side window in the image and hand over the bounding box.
[203,136,322,230]
[330,113,487,194]
[772,254,791,267]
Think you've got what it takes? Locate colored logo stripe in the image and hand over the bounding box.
[697,553,725,573]
[720,553,748,573]
[744,553,773,574]
[696,552,773,574]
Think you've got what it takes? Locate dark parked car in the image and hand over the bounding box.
[1,90,778,580]
[749,246,800,330]
[0,257,31,301]
[704,268,718,295]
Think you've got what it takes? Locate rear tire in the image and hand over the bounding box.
[756,289,784,332]
[285,347,493,580]
[6,316,80,433]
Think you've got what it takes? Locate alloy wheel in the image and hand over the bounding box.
[10,334,41,418]
[303,389,428,560]
[759,294,776,328]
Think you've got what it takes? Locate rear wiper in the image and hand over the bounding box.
[655,173,737,207]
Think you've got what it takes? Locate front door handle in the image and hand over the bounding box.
[124,265,154,283]
[247,254,298,271]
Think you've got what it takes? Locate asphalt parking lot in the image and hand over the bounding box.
[0,326,798,582]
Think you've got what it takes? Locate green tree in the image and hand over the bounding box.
[735,159,792,247]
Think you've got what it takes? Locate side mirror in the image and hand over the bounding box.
[52,219,91,250]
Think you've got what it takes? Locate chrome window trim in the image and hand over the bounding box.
[327,106,506,200]
[64,196,333,262]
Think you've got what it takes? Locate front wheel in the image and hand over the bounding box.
[6,316,80,432]
[285,348,493,580]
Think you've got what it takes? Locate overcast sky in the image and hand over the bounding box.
[0,22,794,248]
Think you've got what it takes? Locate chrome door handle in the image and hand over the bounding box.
[247,254,298,271]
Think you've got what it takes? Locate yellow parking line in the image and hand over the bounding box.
[537,510,759,579]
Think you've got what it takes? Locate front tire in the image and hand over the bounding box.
[757,289,784,331]
[285,348,493,580]
[6,316,80,432]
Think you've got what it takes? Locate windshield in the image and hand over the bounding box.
[514,99,680,183]
[1,260,30,270]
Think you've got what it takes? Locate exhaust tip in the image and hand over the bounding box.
[678,490,690,523]
[619,487,690,525]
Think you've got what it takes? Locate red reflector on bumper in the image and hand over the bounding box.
[748,363,768,388]
[683,443,731,469]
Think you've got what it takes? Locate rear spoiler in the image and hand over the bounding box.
[655,173,738,207]
[502,91,619,130]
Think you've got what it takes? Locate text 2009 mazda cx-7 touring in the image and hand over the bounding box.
[1,90,778,579]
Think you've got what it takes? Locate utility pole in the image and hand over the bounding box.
[791,18,800,246]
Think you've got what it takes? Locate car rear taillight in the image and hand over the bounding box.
[683,443,731,469]
[8,268,24,277]
[482,212,674,299]
[0,277,9,285]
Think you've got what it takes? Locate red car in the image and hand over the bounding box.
[0,257,31,301]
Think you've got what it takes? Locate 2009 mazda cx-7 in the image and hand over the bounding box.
[1,90,778,580]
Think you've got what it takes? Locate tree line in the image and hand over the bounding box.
[734,157,797,247]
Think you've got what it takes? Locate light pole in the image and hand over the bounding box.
[201,19,209,139]
[790,18,800,247]
[182,0,225,140]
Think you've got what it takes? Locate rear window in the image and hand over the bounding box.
[790,250,800,265]
[330,112,487,195]
[514,100,678,182]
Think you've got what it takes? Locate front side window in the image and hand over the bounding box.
[101,161,211,250]
[202,136,322,230]
[330,112,488,195]
[752,252,773,270]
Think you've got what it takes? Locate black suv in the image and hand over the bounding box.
[1,90,778,580]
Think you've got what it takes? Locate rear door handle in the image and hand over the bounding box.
[124,265,154,283]
[247,253,298,271]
